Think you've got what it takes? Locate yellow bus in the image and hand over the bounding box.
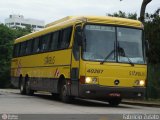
[11,16,147,106]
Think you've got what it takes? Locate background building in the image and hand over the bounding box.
[5,15,45,32]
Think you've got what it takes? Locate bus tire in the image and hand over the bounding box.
[51,93,59,100]
[60,80,72,103]
[108,98,121,107]
[25,77,34,96]
[20,77,26,95]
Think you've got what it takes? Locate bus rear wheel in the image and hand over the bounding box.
[26,79,34,96]
[108,98,121,107]
[20,78,26,95]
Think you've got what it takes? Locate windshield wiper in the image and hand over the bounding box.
[100,49,115,64]
[100,46,134,66]
[124,54,135,66]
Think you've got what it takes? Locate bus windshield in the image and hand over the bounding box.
[83,24,145,64]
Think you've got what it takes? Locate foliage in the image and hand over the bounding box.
[107,11,138,20]
[144,8,160,64]
[0,24,31,88]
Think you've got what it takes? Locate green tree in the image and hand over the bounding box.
[0,24,31,88]
[0,24,15,88]
[145,9,160,64]
[107,11,137,20]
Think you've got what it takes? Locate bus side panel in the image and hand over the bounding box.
[11,49,72,93]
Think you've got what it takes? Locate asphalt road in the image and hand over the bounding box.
[0,89,160,120]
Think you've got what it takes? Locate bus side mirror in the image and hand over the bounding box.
[75,27,83,46]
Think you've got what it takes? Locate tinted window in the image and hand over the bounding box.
[59,27,72,49]
[12,26,72,57]
[41,34,51,52]
[26,40,32,55]
[19,42,26,56]
[73,27,80,60]
[49,31,59,51]
[33,38,40,53]
[30,39,35,53]
[16,43,20,57]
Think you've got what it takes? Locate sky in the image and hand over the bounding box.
[0,0,159,24]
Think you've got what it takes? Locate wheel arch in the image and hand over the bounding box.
[57,74,65,93]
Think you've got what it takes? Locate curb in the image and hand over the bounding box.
[122,101,160,108]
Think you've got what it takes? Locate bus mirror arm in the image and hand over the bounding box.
[76,26,82,33]
[77,36,82,46]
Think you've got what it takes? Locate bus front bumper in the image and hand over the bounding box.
[79,84,145,100]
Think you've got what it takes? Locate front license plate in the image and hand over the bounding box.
[109,93,121,97]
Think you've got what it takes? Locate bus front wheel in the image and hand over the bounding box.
[108,98,121,107]
[60,80,72,103]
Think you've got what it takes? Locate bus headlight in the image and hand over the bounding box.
[140,80,145,86]
[85,77,92,83]
[85,77,98,84]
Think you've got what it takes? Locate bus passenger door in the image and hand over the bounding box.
[71,25,82,96]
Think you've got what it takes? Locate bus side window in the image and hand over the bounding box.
[23,41,28,56]
[33,38,40,53]
[24,41,28,55]
[41,36,45,52]
[50,31,59,51]
[30,39,35,54]
[27,40,32,55]
[46,34,51,51]
[19,42,23,56]
[15,43,20,57]
[19,43,22,56]
[73,26,81,60]
[22,42,27,56]
[16,43,21,57]
[59,27,72,49]
[41,34,51,52]
[38,37,43,52]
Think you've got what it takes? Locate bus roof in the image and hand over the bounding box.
[14,16,143,44]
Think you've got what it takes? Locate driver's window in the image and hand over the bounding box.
[83,25,116,62]
[73,26,81,61]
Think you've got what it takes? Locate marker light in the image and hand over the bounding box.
[135,80,140,85]
[92,78,98,84]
